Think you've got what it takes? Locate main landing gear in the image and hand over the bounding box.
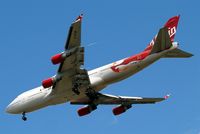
[72,83,80,95]
[85,87,99,101]
[72,69,90,95]
[22,112,27,121]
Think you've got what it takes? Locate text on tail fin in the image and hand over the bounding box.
[164,15,180,42]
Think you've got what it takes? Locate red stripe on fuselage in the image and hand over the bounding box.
[111,50,151,72]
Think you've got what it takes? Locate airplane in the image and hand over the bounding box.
[6,14,193,121]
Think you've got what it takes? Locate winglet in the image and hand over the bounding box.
[164,94,171,100]
[74,14,83,23]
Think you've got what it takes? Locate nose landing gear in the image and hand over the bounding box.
[22,112,27,121]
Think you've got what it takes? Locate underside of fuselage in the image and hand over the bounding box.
[6,51,164,115]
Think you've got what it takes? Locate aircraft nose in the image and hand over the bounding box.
[5,99,19,114]
[5,104,13,113]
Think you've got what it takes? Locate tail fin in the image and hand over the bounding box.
[149,26,193,57]
[144,15,180,51]
[150,27,172,54]
[164,15,180,42]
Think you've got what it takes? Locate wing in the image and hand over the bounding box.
[58,14,83,73]
[52,15,90,94]
[71,93,169,116]
[65,15,82,50]
[70,93,168,105]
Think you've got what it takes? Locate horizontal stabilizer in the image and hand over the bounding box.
[163,48,193,58]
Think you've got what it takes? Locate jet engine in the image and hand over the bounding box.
[51,47,84,65]
[42,77,56,88]
[42,76,61,88]
[112,105,132,116]
[51,51,74,65]
[77,105,97,116]
[51,53,65,65]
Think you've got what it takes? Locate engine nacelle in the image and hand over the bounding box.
[42,75,61,88]
[42,77,56,88]
[51,47,84,65]
[112,105,132,116]
[51,53,65,65]
[77,105,97,117]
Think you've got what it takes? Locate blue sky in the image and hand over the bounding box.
[1,0,199,134]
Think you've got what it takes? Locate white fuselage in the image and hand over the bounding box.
[5,47,176,114]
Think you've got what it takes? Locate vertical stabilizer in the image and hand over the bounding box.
[164,15,180,42]
[144,15,180,52]
[150,27,172,54]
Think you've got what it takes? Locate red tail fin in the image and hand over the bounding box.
[164,15,180,42]
[144,15,180,51]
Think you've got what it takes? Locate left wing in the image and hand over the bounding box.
[65,14,82,50]
[58,14,84,73]
[70,93,169,116]
[43,15,91,95]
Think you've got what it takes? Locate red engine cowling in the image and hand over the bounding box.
[77,105,97,117]
[112,105,132,116]
[51,53,64,65]
[112,105,126,116]
[42,77,55,88]
[77,106,92,116]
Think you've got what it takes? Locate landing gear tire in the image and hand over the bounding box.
[22,116,27,121]
[22,112,27,121]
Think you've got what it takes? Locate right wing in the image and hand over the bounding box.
[71,93,169,116]
[70,93,167,105]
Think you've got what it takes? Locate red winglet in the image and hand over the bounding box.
[164,94,171,100]
[74,14,83,22]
